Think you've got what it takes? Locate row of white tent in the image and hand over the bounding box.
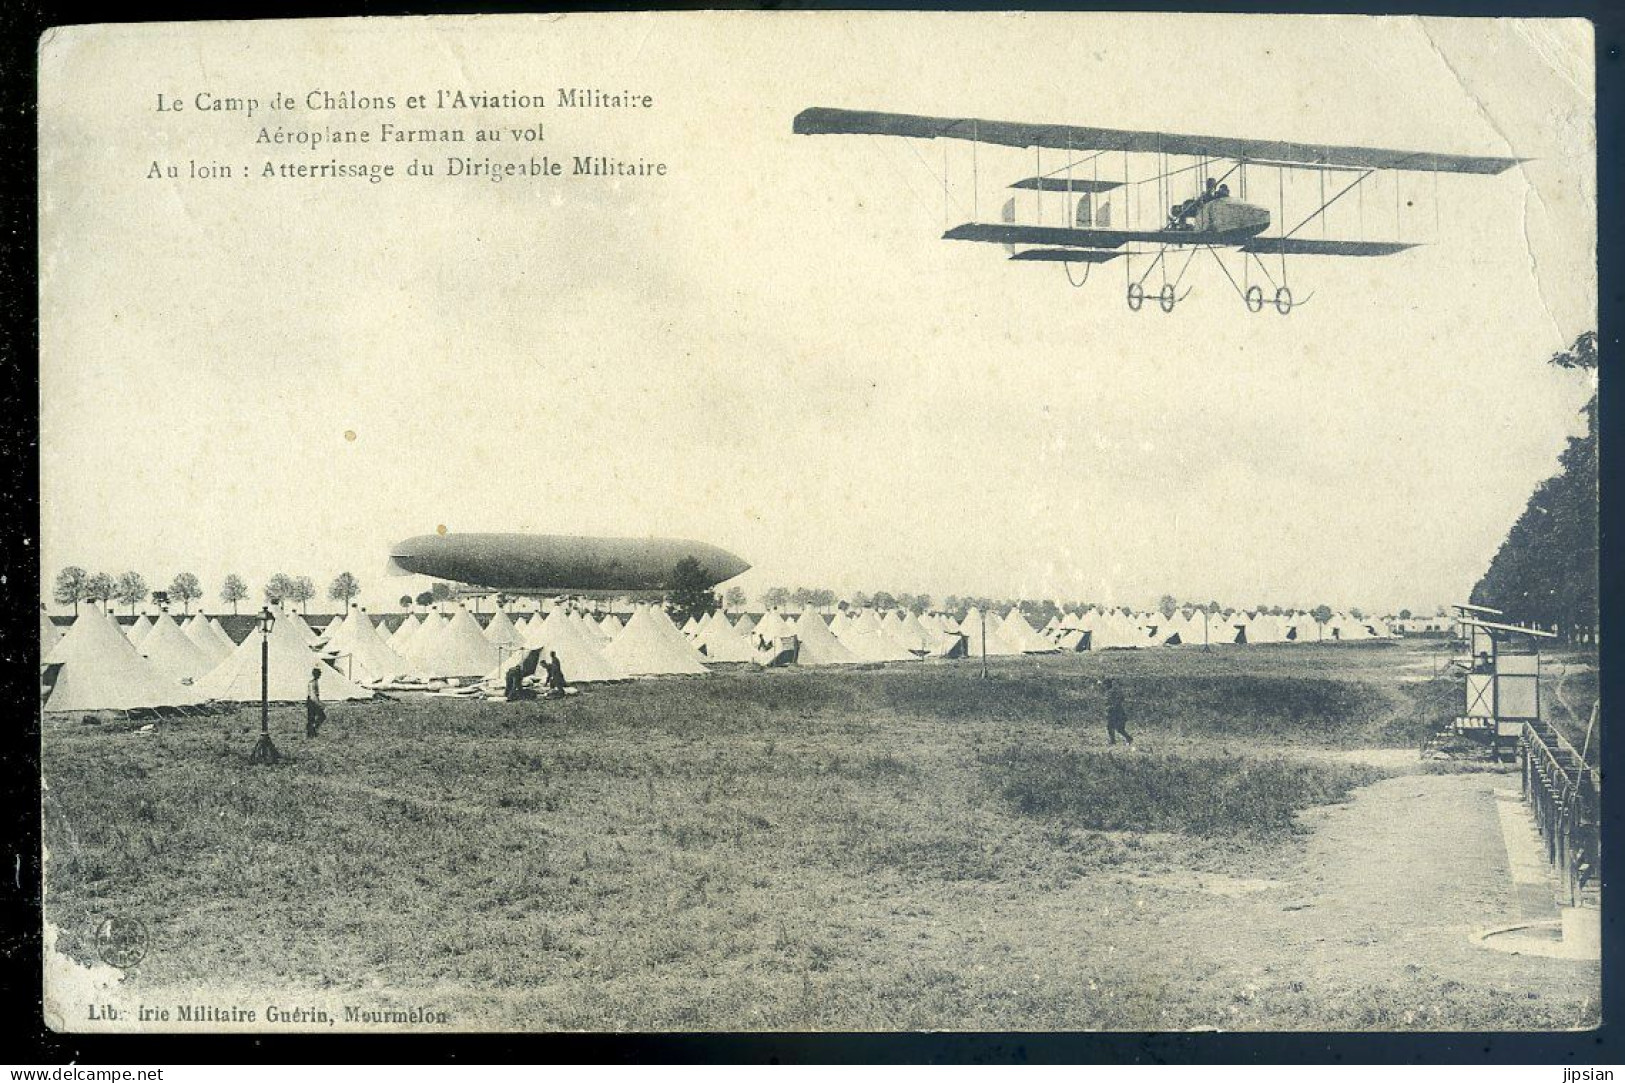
[41,606,375,713]
[1039,607,1396,649]
[40,600,721,713]
[41,596,1400,713]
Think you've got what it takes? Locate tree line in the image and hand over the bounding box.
[1471,331,1598,642]
[51,567,368,617]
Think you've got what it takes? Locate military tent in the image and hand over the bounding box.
[183,614,231,665]
[41,610,62,653]
[694,611,758,662]
[325,607,414,683]
[513,609,629,682]
[407,606,503,677]
[602,606,709,676]
[791,610,861,665]
[194,614,370,702]
[483,607,526,649]
[994,608,1057,653]
[43,608,204,712]
[139,613,215,683]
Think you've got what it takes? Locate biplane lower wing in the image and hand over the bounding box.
[944,222,1262,248]
[1239,237,1419,256]
[1008,248,1124,263]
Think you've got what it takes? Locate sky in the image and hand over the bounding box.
[38,14,1596,615]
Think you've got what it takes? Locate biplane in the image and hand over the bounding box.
[792,107,1522,314]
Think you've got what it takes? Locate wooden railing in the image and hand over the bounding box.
[1521,718,1600,906]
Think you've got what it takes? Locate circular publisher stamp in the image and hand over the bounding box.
[94,916,148,969]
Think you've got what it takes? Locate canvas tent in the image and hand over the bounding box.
[961,608,1021,657]
[206,617,236,650]
[791,610,860,665]
[138,613,216,683]
[324,607,414,684]
[574,611,612,646]
[602,606,709,676]
[182,614,230,665]
[994,608,1057,653]
[41,610,62,653]
[1285,614,1323,642]
[517,609,630,682]
[42,608,204,712]
[407,606,504,677]
[483,607,525,649]
[125,615,154,646]
[752,611,791,645]
[389,614,426,652]
[694,612,757,662]
[194,614,371,702]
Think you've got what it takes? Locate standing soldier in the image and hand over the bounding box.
[1103,676,1132,747]
[544,649,567,693]
[306,665,326,737]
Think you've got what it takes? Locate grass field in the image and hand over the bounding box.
[42,642,1599,1031]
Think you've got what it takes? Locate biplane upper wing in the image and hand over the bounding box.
[943,222,1259,248]
[1008,177,1122,193]
[793,107,1523,175]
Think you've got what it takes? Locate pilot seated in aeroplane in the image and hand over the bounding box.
[1168,177,1231,231]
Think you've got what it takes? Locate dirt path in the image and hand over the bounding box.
[1073,769,1599,1028]
[821,767,1604,1030]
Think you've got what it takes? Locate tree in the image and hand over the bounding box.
[1311,604,1333,624]
[168,572,202,615]
[113,571,148,615]
[1350,607,1365,620]
[221,573,249,614]
[399,594,414,611]
[760,586,790,610]
[1398,609,1413,621]
[1158,594,1179,619]
[871,591,898,612]
[430,582,455,604]
[328,571,362,609]
[85,572,114,610]
[289,576,317,614]
[52,566,89,615]
[1020,599,1061,630]
[264,572,297,605]
[668,556,719,625]
[724,585,747,609]
[1470,332,1598,640]
[415,590,435,608]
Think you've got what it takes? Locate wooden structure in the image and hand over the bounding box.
[1444,607,1555,760]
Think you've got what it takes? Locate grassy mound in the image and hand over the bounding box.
[984,745,1388,837]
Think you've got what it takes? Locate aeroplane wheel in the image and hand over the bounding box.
[1159,284,1176,313]
[1126,282,1144,311]
[1245,285,1264,313]
[1274,286,1293,315]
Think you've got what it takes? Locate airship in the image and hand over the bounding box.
[385,533,750,594]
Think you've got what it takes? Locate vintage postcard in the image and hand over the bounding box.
[38,13,1598,1033]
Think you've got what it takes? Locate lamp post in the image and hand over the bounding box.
[980,608,988,680]
[249,606,281,765]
